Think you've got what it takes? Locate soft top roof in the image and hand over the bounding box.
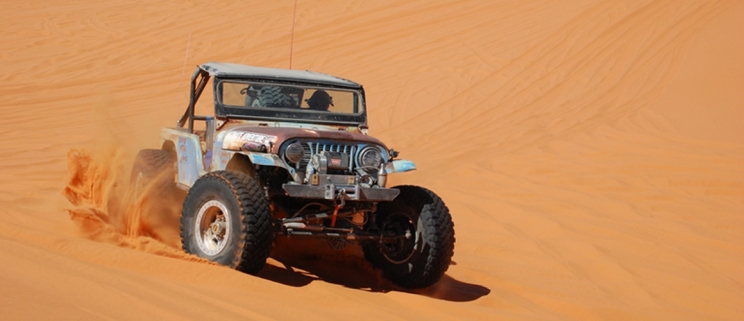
[199,62,361,89]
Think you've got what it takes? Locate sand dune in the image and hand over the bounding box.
[1,1,742,320]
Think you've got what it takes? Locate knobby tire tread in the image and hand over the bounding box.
[180,171,272,275]
[365,185,455,289]
[131,149,172,182]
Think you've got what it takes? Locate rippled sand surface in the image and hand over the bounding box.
[1,1,742,320]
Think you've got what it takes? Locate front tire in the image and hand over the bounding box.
[180,171,273,274]
[363,185,455,289]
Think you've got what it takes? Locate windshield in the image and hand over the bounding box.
[219,81,362,115]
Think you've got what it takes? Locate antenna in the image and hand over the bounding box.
[289,0,298,69]
[180,32,192,100]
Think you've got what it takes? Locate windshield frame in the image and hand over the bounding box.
[213,77,368,126]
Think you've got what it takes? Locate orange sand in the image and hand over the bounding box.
[1,1,742,320]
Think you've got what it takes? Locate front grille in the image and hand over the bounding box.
[285,140,358,172]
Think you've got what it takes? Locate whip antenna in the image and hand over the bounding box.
[180,32,192,100]
[289,0,298,69]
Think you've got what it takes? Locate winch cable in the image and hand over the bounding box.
[330,205,341,227]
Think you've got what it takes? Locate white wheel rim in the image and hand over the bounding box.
[195,200,231,256]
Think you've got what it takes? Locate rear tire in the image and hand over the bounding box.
[130,149,181,241]
[130,149,175,193]
[180,171,273,274]
[363,185,455,289]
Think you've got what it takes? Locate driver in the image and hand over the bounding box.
[306,90,333,111]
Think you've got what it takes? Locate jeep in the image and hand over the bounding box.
[131,62,455,288]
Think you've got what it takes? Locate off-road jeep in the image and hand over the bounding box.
[132,62,455,288]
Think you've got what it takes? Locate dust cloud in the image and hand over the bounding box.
[62,147,190,259]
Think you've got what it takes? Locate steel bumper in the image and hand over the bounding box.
[282,183,399,202]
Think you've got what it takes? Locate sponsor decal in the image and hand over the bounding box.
[177,137,199,185]
[220,151,230,167]
[177,137,188,163]
[223,131,276,152]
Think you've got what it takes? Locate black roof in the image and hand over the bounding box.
[199,62,362,88]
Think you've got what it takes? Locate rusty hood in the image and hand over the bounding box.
[219,123,387,154]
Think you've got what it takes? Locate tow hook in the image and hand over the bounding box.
[330,189,346,227]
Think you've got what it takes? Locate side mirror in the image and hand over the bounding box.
[389,148,400,160]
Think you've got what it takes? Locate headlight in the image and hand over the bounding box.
[285,142,305,164]
[358,146,383,169]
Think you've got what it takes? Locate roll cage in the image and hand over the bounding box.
[177,62,369,132]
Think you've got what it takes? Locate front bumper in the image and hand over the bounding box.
[282,176,399,202]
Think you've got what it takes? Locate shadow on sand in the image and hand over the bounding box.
[256,238,490,302]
